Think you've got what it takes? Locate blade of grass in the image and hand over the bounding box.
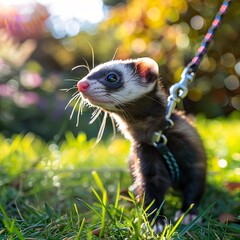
[76,198,101,220]
[74,203,80,226]
[92,170,105,193]
[75,218,85,240]
[44,202,53,220]
[0,205,25,240]
[149,200,165,226]
[119,194,135,203]
[91,188,114,222]
[167,204,194,238]
[100,189,107,237]
[226,223,240,232]
[177,203,214,238]
[114,182,121,210]
[160,224,170,240]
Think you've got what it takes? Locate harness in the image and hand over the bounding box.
[151,0,233,183]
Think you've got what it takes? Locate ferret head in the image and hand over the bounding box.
[77,57,159,111]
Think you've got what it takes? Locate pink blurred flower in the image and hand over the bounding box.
[0,84,16,97]
[13,91,39,107]
[20,71,43,89]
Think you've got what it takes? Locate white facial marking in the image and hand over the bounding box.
[78,58,158,110]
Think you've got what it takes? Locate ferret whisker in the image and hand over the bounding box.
[109,114,117,140]
[60,86,78,92]
[72,91,79,97]
[87,41,95,69]
[89,108,102,125]
[70,95,81,120]
[119,107,134,122]
[90,104,117,140]
[112,47,119,61]
[76,100,85,127]
[82,58,91,73]
[106,95,134,121]
[111,93,161,117]
[95,111,108,144]
[91,108,99,118]
[64,78,79,82]
[60,88,69,92]
[65,93,80,110]
[72,64,90,72]
[110,92,135,106]
[144,94,165,107]
[107,95,133,117]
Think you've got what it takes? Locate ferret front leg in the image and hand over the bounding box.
[143,178,169,233]
[137,145,172,233]
[175,178,205,224]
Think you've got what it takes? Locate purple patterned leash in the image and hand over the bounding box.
[164,0,233,127]
[187,0,233,73]
[152,0,233,173]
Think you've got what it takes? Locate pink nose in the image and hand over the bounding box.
[77,80,90,92]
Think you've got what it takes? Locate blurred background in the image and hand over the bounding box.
[0,0,239,142]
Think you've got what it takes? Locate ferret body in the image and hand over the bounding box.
[76,58,207,232]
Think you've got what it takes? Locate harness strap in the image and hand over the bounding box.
[155,142,180,183]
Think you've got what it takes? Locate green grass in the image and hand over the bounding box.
[0,113,240,239]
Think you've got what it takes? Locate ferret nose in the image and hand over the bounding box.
[77,80,90,92]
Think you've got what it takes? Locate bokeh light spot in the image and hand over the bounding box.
[147,7,161,22]
[190,15,204,30]
[188,88,202,102]
[66,19,80,37]
[166,8,179,23]
[231,95,240,110]
[224,75,239,90]
[221,52,235,68]
[176,34,189,49]
[218,159,228,168]
[234,61,240,76]
[131,38,146,54]
[232,153,240,161]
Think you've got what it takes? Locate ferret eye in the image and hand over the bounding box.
[106,73,118,82]
[98,71,123,89]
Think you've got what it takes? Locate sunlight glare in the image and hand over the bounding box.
[0,0,34,4]
[218,159,228,168]
[47,0,104,23]
[0,0,104,24]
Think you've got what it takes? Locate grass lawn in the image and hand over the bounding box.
[0,113,240,239]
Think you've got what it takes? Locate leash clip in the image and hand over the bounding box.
[165,66,195,123]
[151,131,167,147]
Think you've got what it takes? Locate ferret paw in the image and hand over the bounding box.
[174,210,202,225]
[152,218,168,234]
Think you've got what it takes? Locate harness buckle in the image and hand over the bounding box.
[151,131,167,147]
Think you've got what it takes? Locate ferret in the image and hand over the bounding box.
[75,57,207,233]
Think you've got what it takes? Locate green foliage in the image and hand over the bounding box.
[196,112,240,182]
[1,0,240,141]
[0,32,77,141]
[0,116,240,239]
[1,1,239,238]
[99,0,240,117]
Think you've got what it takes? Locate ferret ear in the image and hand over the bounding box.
[135,57,159,83]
